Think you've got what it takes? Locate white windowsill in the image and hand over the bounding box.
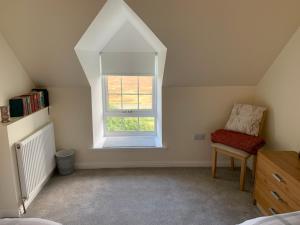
[92,136,166,150]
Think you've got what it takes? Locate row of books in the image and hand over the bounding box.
[9,89,49,117]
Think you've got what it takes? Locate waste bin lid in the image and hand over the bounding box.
[55,149,75,158]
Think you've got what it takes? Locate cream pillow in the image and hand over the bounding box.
[225,104,266,136]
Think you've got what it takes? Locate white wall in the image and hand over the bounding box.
[0,32,33,106]
[256,27,300,152]
[48,86,255,168]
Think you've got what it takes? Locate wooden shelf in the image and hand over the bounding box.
[0,107,49,127]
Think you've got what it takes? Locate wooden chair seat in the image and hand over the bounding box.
[211,143,250,158]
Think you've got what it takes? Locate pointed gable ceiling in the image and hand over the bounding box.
[0,0,300,87]
[102,22,154,53]
[74,0,166,86]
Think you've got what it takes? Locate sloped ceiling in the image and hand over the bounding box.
[102,22,155,53]
[0,0,300,87]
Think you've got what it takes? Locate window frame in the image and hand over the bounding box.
[102,74,157,137]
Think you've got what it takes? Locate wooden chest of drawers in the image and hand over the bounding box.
[254,150,300,215]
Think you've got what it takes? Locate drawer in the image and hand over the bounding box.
[256,155,300,205]
[255,187,282,216]
[255,173,296,212]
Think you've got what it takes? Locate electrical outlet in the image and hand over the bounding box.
[194,133,206,140]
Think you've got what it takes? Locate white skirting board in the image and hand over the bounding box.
[75,160,233,169]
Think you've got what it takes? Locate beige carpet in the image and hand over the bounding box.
[24,168,260,225]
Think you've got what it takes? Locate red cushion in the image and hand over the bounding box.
[211,129,265,155]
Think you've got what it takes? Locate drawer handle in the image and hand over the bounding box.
[270,191,282,201]
[269,208,278,215]
[272,173,284,183]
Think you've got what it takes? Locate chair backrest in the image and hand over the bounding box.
[258,111,267,137]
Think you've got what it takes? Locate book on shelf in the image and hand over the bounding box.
[9,97,25,117]
[9,89,49,117]
[32,89,49,107]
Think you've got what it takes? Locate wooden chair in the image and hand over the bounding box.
[211,112,265,191]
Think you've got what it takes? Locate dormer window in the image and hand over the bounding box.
[101,52,157,139]
[75,0,167,149]
[103,75,156,135]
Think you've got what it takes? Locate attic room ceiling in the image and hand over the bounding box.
[0,0,300,87]
[102,22,155,53]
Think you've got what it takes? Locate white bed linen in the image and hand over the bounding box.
[0,218,61,225]
[239,211,300,225]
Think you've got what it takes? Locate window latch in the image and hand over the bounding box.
[122,110,134,113]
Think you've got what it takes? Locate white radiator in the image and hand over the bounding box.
[15,122,56,207]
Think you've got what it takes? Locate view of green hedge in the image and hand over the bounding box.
[106,117,154,132]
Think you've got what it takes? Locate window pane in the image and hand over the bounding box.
[139,95,152,109]
[106,117,124,132]
[106,117,155,132]
[139,76,152,94]
[107,76,121,94]
[122,76,138,94]
[108,95,121,109]
[123,117,139,131]
[106,117,139,132]
[139,117,155,131]
[122,95,138,109]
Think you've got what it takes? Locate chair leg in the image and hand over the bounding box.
[240,158,247,191]
[212,148,217,178]
[252,155,257,180]
[230,157,235,170]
